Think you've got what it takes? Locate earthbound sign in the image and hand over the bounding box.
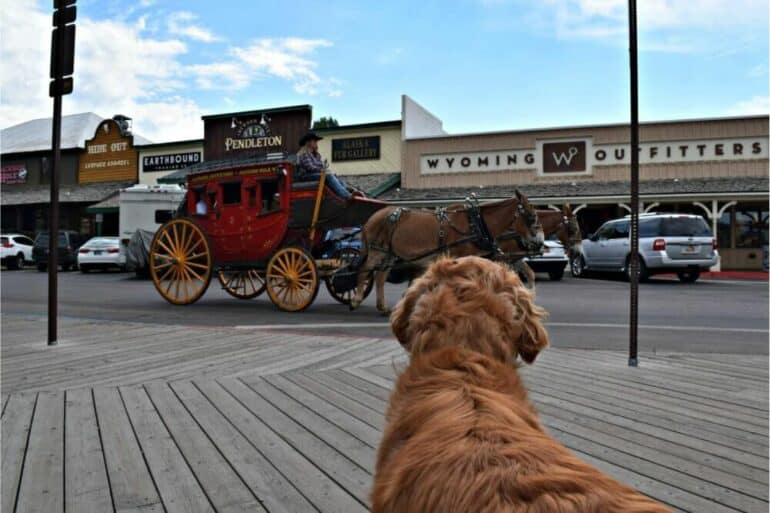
[143,152,202,172]
[420,137,769,176]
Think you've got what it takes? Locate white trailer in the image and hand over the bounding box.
[118,184,186,274]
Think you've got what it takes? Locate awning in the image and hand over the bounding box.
[378,176,769,204]
[1,181,133,207]
[85,191,121,214]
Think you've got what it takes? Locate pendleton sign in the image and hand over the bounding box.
[332,136,381,161]
[79,119,138,183]
[420,136,769,176]
[202,106,312,160]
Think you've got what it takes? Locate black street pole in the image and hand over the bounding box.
[628,0,639,366]
[48,0,76,345]
[48,93,61,345]
[48,27,64,347]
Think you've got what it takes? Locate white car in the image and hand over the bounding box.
[77,237,127,272]
[525,240,569,280]
[1,233,34,270]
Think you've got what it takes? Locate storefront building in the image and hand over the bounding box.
[158,106,400,196]
[136,139,204,186]
[384,97,768,270]
[313,120,401,195]
[1,113,150,237]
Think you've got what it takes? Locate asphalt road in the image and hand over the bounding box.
[1,267,767,354]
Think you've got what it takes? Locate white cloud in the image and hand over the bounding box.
[167,11,220,43]
[0,1,338,141]
[726,95,770,115]
[199,38,336,96]
[495,0,768,53]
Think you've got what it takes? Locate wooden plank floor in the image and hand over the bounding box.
[2,314,767,512]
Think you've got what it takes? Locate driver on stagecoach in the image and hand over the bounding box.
[296,131,363,200]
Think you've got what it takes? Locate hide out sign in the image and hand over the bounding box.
[332,136,381,162]
[202,106,312,161]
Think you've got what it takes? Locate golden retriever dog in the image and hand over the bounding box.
[372,256,672,513]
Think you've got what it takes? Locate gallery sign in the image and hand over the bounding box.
[420,136,769,176]
[332,136,380,161]
[143,152,202,172]
[79,119,138,184]
[1,164,28,184]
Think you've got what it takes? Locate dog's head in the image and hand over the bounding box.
[390,256,549,364]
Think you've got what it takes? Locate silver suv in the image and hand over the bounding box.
[571,213,718,283]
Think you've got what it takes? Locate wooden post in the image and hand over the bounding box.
[309,169,327,243]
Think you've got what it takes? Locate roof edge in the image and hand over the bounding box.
[202,105,312,121]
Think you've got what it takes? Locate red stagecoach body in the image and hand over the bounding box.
[149,155,386,310]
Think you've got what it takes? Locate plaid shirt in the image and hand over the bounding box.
[296,151,324,179]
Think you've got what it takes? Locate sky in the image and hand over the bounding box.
[1,0,768,143]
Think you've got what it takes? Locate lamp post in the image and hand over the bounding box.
[628,0,640,367]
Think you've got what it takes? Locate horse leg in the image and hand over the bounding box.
[513,260,536,291]
[375,270,390,315]
[350,252,382,310]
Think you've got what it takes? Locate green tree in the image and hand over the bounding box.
[312,116,339,129]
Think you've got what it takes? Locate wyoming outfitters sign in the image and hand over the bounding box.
[420,136,769,176]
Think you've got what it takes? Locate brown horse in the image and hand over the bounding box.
[496,205,582,256]
[501,205,583,286]
[350,190,543,313]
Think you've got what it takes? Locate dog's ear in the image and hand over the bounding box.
[496,265,549,364]
[518,319,549,363]
[391,257,457,351]
[390,268,434,351]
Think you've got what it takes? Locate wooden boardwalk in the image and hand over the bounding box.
[2,314,768,512]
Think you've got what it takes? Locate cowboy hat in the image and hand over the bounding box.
[299,131,323,146]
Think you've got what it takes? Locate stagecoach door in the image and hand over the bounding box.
[203,180,246,261]
[241,174,289,262]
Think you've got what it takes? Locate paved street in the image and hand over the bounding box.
[1,268,767,353]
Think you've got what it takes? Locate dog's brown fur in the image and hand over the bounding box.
[373,256,673,513]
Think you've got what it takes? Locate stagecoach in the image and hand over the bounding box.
[148,154,383,311]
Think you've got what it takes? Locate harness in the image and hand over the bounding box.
[367,198,539,272]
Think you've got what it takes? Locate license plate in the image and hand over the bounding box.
[94,250,102,255]
[682,245,698,254]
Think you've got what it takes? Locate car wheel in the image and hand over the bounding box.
[7,253,23,270]
[80,265,90,273]
[625,256,649,282]
[548,268,565,281]
[570,255,586,277]
[677,269,700,283]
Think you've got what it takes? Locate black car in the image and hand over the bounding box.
[33,230,85,271]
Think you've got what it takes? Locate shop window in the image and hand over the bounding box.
[735,207,769,249]
[717,210,732,249]
[221,182,241,205]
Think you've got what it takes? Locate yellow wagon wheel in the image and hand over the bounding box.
[266,247,319,312]
[217,269,266,299]
[150,218,212,305]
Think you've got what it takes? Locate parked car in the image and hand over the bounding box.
[571,213,718,283]
[319,227,362,259]
[525,240,569,280]
[77,237,127,272]
[0,233,34,270]
[32,230,85,271]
